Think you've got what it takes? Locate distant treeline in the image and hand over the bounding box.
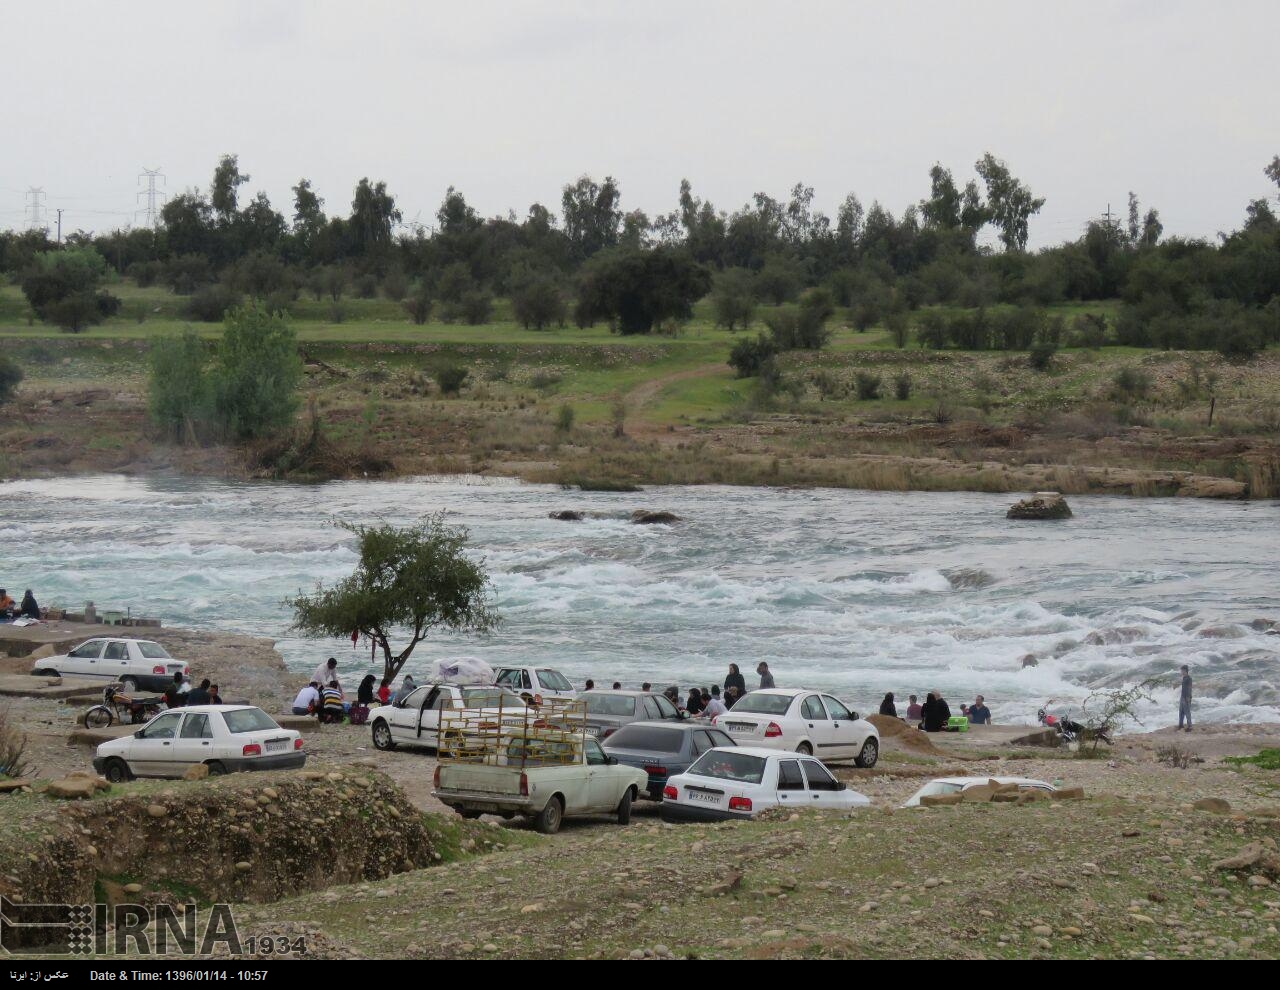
[2,153,1279,352]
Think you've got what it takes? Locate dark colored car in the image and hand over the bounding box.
[580,691,684,741]
[602,720,737,800]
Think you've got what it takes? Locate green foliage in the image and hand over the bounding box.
[403,287,433,325]
[854,371,882,400]
[183,283,243,322]
[511,273,567,331]
[576,246,711,335]
[1079,680,1155,754]
[555,404,575,433]
[1113,366,1152,400]
[435,364,469,395]
[1223,748,1280,771]
[765,287,834,351]
[21,246,120,332]
[727,333,779,379]
[1028,341,1057,372]
[0,356,24,405]
[711,268,756,331]
[214,303,303,440]
[893,372,912,400]
[287,516,497,680]
[147,330,212,441]
[975,152,1044,252]
[886,311,910,349]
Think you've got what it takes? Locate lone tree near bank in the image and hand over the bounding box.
[288,517,497,682]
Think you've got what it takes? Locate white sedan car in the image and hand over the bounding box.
[901,776,1056,807]
[661,747,870,823]
[31,637,189,692]
[714,689,880,767]
[92,705,305,781]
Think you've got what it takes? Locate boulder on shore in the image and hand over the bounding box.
[548,511,584,522]
[631,510,681,525]
[1007,492,1072,521]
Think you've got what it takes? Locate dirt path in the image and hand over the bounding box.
[623,361,727,411]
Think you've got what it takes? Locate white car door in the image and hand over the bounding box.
[131,711,183,776]
[821,695,860,759]
[774,757,809,811]
[174,712,215,770]
[63,639,105,678]
[585,738,617,811]
[102,641,131,682]
[389,687,428,742]
[800,759,848,809]
[799,694,836,756]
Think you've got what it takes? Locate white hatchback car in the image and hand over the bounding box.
[92,705,305,781]
[661,747,870,823]
[494,666,577,701]
[31,637,188,692]
[901,776,1056,807]
[714,689,880,766]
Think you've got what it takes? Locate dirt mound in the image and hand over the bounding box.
[867,714,944,756]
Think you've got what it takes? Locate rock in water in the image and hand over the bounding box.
[548,511,584,522]
[1007,492,1072,521]
[631,510,681,525]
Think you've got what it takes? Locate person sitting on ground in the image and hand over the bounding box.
[292,682,320,716]
[311,657,342,693]
[906,694,922,720]
[967,695,992,725]
[686,688,705,716]
[923,690,951,732]
[185,678,211,706]
[320,681,345,724]
[0,589,14,619]
[392,675,416,705]
[701,690,727,719]
[356,674,376,707]
[19,590,40,619]
[879,692,897,717]
[208,684,222,705]
[163,672,187,709]
[377,678,391,704]
[724,663,747,698]
[757,662,775,689]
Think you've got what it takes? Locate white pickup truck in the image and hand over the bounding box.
[433,732,648,834]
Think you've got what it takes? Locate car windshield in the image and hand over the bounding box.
[461,688,525,709]
[537,669,573,692]
[729,693,793,716]
[220,708,279,734]
[687,751,767,784]
[505,737,579,766]
[605,725,684,753]
[584,694,636,717]
[915,781,965,799]
[137,642,172,659]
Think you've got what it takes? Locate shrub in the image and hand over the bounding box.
[1028,341,1057,372]
[147,330,211,441]
[1070,313,1109,348]
[1113,366,1152,400]
[512,275,567,331]
[854,371,882,400]
[215,304,302,440]
[712,268,756,331]
[728,333,779,378]
[0,707,31,779]
[0,356,23,405]
[555,404,574,433]
[435,364,469,396]
[354,273,379,299]
[1218,326,1261,359]
[184,284,242,323]
[381,268,409,302]
[886,311,910,349]
[529,368,563,390]
[403,289,433,326]
[931,393,955,423]
[766,287,834,351]
[328,301,346,324]
[894,372,912,401]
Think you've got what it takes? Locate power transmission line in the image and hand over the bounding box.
[24,187,47,231]
[136,167,166,228]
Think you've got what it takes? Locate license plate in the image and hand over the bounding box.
[265,738,288,753]
[583,727,599,736]
[687,789,722,805]
[726,723,755,733]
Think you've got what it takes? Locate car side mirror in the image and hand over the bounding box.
[836,781,847,791]
[607,756,618,766]
[849,712,859,721]
[134,730,144,738]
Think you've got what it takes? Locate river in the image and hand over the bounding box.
[1,474,1276,726]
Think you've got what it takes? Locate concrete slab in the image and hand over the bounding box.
[0,673,106,699]
[67,725,138,747]
[920,724,1060,751]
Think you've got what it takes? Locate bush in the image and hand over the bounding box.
[354,273,379,299]
[1028,341,1057,372]
[381,268,409,302]
[766,287,834,351]
[1113,366,1152,400]
[0,707,31,780]
[147,330,211,441]
[894,372,912,401]
[512,276,567,330]
[728,333,779,379]
[403,289,433,326]
[854,371,882,400]
[0,356,23,405]
[215,304,302,440]
[712,268,756,331]
[435,364,469,396]
[1070,313,1109,348]
[184,284,242,323]
[1218,326,1261,359]
[886,311,910,349]
[555,404,575,433]
[127,260,165,287]
[812,370,843,400]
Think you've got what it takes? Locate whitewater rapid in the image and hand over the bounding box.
[1,474,1276,727]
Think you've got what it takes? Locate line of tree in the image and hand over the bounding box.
[2,153,1278,352]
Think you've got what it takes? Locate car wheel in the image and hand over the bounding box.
[103,758,132,783]
[33,668,57,677]
[459,809,483,820]
[84,706,113,729]
[205,761,227,776]
[796,742,813,756]
[616,788,633,825]
[371,720,396,751]
[855,737,879,768]
[120,677,138,694]
[535,795,564,834]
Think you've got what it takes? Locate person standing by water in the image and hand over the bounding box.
[1178,665,1193,732]
[724,664,747,698]
[967,695,991,725]
[757,662,775,689]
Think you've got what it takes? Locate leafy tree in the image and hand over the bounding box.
[183,283,242,322]
[350,178,401,254]
[436,262,475,304]
[21,246,120,332]
[147,330,212,441]
[436,186,482,237]
[728,333,779,378]
[561,175,622,260]
[292,179,325,233]
[211,154,251,223]
[922,164,963,229]
[511,271,567,330]
[0,356,23,405]
[214,303,303,440]
[975,153,1044,252]
[287,517,497,682]
[712,268,756,331]
[766,287,834,350]
[403,285,433,325]
[576,246,711,334]
[754,255,804,304]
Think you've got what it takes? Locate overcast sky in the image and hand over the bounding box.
[2,0,1276,248]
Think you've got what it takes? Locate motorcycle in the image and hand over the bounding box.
[1037,701,1112,746]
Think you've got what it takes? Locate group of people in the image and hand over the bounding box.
[291,658,422,725]
[0,589,40,622]
[582,662,774,717]
[160,672,222,708]
[879,690,992,731]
